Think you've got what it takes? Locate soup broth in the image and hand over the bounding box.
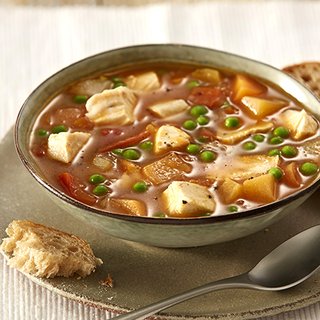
[30,64,320,218]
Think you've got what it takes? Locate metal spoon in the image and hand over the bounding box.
[114,225,320,320]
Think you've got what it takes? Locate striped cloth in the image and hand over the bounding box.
[0,2,320,319]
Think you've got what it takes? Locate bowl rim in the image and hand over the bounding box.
[15,43,320,226]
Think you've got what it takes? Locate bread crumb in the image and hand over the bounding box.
[100,274,114,288]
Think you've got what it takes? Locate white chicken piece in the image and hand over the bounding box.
[154,125,191,154]
[280,109,318,140]
[48,132,90,163]
[148,99,189,118]
[208,155,280,181]
[85,87,137,126]
[126,71,161,91]
[162,181,216,217]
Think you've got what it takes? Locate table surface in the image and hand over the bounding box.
[0,1,319,319]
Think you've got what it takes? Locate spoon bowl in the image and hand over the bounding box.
[115,225,320,320]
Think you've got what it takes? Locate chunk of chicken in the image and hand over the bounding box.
[109,198,147,216]
[154,125,191,154]
[126,71,161,91]
[280,109,318,140]
[191,68,221,85]
[148,99,189,118]
[48,132,90,163]
[162,181,216,217]
[241,96,287,118]
[69,77,112,96]
[208,155,279,181]
[142,152,192,185]
[216,121,273,144]
[85,87,137,126]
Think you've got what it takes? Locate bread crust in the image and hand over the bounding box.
[283,62,320,98]
[0,220,102,278]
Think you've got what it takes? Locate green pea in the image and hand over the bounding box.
[132,181,148,193]
[112,77,126,88]
[224,117,240,128]
[112,148,123,156]
[299,162,319,176]
[92,185,109,196]
[269,136,284,145]
[186,80,200,89]
[52,125,68,134]
[123,149,141,160]
[197,115,210,126]
[186,144,201,155]
[89,174,105,185]
[139,140,153,151]
[153,212,166,218]
[273,126,289,138]
[281,145,298,158]
[200,150,216,162]
[183,120,197,130]
[268,149,281,156]
[242,141,256,151]
[228,205,238,213]
[37,129,48,137]
[73,95,88,104]
[190,105,208,117]
[252,134,265,143]
[268,167,283,180]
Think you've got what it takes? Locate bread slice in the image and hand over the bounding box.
[0,220,103,278]
[283,62,320,98]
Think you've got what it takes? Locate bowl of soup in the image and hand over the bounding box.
[15,45,320,247]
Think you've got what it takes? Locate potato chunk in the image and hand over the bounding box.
[241,96,287,118]
[148,99,189,118]
[48,132,90,163]
[69,77,112,96]
[191,68,221,85]
[232,75,267,101]
[109,198,147,216]
[243,173,277,203]
[85,87,137,126]
[219,178,242,203]
[162,181,216,217]
[142,153,192,185]
[126,71,161,91]
[283,162,301,188]
[280,109,318,140]
[217,121,273,144]
[154,125,191,154]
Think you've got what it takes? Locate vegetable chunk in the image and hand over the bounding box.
[48,132,90,163]
[280,109,318,140]
[162,181,216,217]
[142,152,192,185]
[219,178,242,203]
[154,125,191,154]
[191,68,221,84]
[148,99,189,118]
[85,87,137,126]
[233,75,267,101]
[243,173,277,203]
[241,96,287,118]
[109,198,147,216]
[126,71,161,91]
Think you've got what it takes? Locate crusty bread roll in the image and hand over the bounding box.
[0,220,103,278]
[283,62,320,98]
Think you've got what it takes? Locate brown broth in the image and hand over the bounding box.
[30,64,320,218]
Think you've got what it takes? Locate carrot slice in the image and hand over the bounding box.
[98,130,150,153]
[58,172,96,205]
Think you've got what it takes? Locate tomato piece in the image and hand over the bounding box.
[99,130,150,153]
[58,172,96,205]
[72,116,94,130]
[188,87,225,108]
[52,107,83,125]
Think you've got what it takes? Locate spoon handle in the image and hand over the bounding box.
[113,273,257,320]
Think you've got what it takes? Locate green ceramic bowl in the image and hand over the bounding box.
[15,44,320,247]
